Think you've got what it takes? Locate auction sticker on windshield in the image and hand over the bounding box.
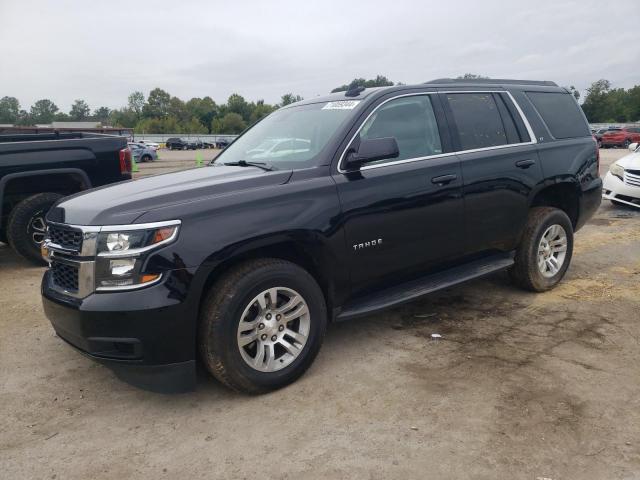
[322,100,360,110]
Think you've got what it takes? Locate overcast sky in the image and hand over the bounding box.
[1,0,638,111]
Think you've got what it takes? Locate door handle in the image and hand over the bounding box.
[515,159,536,169]
[431,174,457,185]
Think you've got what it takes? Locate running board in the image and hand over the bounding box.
[336,252,514,321]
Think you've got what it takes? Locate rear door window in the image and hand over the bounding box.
[525,92,590,139]
[446,93,508,150]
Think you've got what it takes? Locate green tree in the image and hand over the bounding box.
[212,112,246,134]
[30,99,59,124]
[109,108,138,128]
[127,91,145,116]
[280,94,303,106]
[567,86,580,101]
[581,79,611,122]
[143,88,171,118]
[69,99,91,120]
[0,96,20,123]
[186,96,218,131]
[331,75,394,93]
[93,106,111,124]
[226,94,252,122]
[183,117,207,134]
[250,100,275,123]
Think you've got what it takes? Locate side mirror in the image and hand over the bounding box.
[344,137,399,170]
[629,142,638,152]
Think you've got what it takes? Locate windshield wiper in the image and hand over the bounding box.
[222,160,275,171]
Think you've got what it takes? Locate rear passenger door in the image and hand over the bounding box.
[441,91,543,255]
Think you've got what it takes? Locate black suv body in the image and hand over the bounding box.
[41,80,601,393]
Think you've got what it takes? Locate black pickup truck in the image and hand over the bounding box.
[41,79,601,393]
[0,132,132,264]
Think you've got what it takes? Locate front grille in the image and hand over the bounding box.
[48,225,83,251]
[624,171,640,187]
[51,262,79,292]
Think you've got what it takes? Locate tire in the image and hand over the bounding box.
[141,155,152,163]
[199,258,327,394]
[182,145,187,151]
[623,139,631,148]
[7,192,63,265]
[509,207,574,292]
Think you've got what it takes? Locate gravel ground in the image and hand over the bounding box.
[1,149,639,480]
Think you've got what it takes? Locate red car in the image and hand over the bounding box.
[600,127,640,148]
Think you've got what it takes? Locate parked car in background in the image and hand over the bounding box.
[603,142,640,208]
[215,138,231,149]
[600,127,640,148]
[593,127,619,147]
[41,79,601,393]
[128,142,158,162]
[138,140,159,149]
[166,138,197,150]
[0,132,131,264]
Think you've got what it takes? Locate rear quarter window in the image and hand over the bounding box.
[525,92,590,139]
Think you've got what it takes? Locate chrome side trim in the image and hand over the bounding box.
[337,90,537,174]
[99,220,181,232]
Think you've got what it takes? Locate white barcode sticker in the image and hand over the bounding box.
[322,100,360,110]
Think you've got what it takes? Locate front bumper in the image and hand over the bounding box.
[602,172,640,209]
[42,268,199,392]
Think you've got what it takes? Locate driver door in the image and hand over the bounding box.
[333,93,465,295]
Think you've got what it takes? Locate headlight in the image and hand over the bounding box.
[610,162,625,180]
[95,220,180,290]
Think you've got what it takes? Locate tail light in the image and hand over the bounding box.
[593,135,600,176]
[119,147,132,174]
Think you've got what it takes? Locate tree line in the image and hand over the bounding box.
[1,77,638,134]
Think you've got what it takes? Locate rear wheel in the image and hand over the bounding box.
[199,258,327,394]
[7,192,63,265]
[510,207,573,292]
[141,154,152,162]
[623,139,631,148]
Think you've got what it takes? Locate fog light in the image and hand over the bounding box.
[110,258,136,276]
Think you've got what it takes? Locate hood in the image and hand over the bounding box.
[616,150,640,170]
[48,165,292,225]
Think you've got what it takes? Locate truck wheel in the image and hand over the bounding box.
[7,192,63,265]
[509,207,573,292]
[199,258,327,394]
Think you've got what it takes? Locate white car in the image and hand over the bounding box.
[137,140,159,149]
[603,142,640,208]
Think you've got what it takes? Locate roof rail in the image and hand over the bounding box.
[425,78,558,87]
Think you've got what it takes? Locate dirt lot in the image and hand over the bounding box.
[1,149,639,480]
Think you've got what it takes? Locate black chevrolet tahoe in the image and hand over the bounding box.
[41,79,602,393]
[0,132,132,264]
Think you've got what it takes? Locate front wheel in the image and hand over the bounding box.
[7,192,63,265]
[509,207,574,292]
[199,258,327,394]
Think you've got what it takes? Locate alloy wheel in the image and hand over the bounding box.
[537,224,568,278]
[236,287,310,372]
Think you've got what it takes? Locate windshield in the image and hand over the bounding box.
[214,101,358,169]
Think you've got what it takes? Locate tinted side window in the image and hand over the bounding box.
[446,93,507,150]
[525,92,590,139]
[359,95,442,163]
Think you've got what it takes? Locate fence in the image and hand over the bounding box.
[132,133,239,143]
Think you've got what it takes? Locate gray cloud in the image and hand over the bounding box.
[1,0,638,111]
